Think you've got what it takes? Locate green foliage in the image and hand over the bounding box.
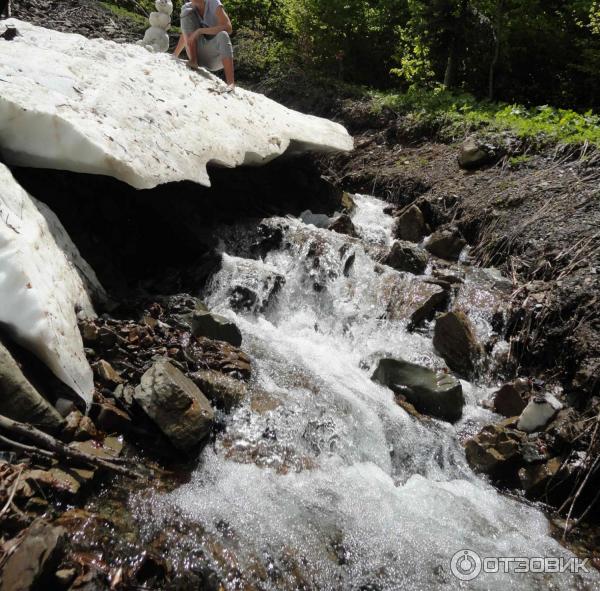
[372,87,600,145]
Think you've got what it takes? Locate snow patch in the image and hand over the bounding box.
[0,163,105,406]
[0,20,353,189]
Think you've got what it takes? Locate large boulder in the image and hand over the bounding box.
[372,358,465,423]
[433,311,483,377]
[392,204,429,243]
[425,229,467,261]
[0,164,104,406]
[192,311,242,347]
[381,241,428,275]
[134,359,214,451]
[0,341,64,433]
[0,20,352,190]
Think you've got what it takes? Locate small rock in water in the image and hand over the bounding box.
[134,359,214,451]
[518,457,564,496]
[372,358,465,423]
[491,379,530,417]
[425,229,467,261]
[192,311,242,347]
[190,369,248,412]
[382,240,428,275]
[465,419,525,477]
[300,210,331,228]
[517,393,563,433]
[328,214,358,237]
[392,204,429,243]
[433,311,483,377]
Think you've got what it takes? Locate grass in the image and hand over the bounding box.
[100,2,148,28]
[370,87,600,147]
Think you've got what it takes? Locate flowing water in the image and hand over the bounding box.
[139,195,596,590]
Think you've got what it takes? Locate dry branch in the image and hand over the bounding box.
[0,414,142,479]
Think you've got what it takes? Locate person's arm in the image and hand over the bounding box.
[188,6,232,42]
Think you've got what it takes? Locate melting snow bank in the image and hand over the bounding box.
[0,20,353,189]
[0,163,104,405]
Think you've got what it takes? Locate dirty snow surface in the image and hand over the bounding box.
[0,20,353,189]
[0,163,104,405]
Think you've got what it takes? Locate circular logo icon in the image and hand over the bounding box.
[451,549,482,581]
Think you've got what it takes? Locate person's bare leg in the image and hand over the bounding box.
[173,34,186,59]
[222,57,235,87]
[185,34,199,68]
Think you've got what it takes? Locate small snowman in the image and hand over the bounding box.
[138,0,173,53]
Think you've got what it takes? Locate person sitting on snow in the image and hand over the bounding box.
[173,0,235,92]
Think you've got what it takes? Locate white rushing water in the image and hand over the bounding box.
[150,195,596,590]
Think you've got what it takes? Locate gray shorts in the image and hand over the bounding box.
[180,5,233,71]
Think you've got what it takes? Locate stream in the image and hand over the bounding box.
[132,195,595,590]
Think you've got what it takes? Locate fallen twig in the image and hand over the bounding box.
[0,414,142,479]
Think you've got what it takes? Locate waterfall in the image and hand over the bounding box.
[139,195,594,590]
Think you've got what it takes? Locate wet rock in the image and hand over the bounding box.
[191,311,242,347]
[382,241,428,275]
[372,358,464,423]
[69,436,123,461]
[433,311,483,377]
[24,468,83,497]
[392,204,429,243]
[517,393,563,433]
[0,341,64,433]
[408,285,449,328]
[254,221,286,258]
[92,359,122,386]
[113,383,135,408]
[425,229,467,261]
[61,411,99,442]
[190,370,248,412]
[492,379,530,417]
[518,457,563,496]
[190,338,252,380]
[465,421,526,477]
[134,359,214,451]
[91,401,132,434]
[458,136,497,170]
[382,274,448,325]
[54,568,77,588]
[0,519,66,591]
[328,214,358,238]
[340,192,356,214]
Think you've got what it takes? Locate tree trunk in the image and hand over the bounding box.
[488,0,504,100]
[444,0,468,88]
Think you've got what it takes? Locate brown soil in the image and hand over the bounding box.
[10,0,144,42]
[322,113,600,404]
